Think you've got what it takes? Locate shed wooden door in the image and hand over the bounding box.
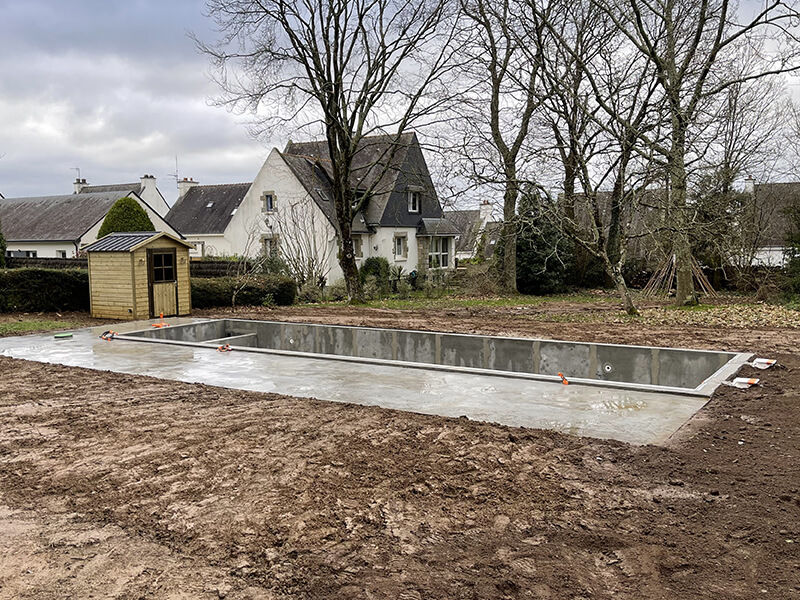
[147,248,179,318]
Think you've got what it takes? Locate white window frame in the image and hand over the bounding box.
[353,235,363,259]
[428,236,450,269]
[408,190,421,213]
[394,234,408,260]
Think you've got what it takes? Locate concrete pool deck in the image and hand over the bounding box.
[0,317,735,445]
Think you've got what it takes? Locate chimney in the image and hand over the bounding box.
[73,178,88,194]
[140,173,156,194]
[479,199,494,225]
[744,177,755,195]
[177,177,199,200]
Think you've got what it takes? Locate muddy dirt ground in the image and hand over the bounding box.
[1,304,799,598]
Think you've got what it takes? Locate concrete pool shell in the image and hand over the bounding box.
[0,318,752,445]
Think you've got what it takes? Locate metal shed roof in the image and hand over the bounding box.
[84,231,193,253]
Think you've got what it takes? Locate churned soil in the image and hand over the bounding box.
[0,303,798,599]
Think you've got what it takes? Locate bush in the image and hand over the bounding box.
[98,197,156,238]
[0,268,89,312]
[325,279,348,301]
[359,257,390,293]
[516,201,575,295]
[297,280,323,303]
[191,275,296,308]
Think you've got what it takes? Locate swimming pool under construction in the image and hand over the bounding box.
[0,317,752,445]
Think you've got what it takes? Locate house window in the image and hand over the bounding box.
[58,250,67,259]
[353,236,363,258]
[408,191,421,213]
[262,235,279,257]
[394,235,408,259]
[152,251,175,283]
[429,237,450,269]
[261,191,276,213]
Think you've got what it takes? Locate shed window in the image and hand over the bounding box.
[152,251,175,283]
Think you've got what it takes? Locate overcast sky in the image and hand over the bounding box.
[0,0,272,206]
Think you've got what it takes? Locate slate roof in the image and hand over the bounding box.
[166,183,251,235]
[0,191,142,242]
[83,232,158,252]
[417,218,460,236]
[283,132,443,228]
[80,183,142,195]
[446,209,482,254]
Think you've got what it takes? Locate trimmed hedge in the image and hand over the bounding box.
[0,268,90,312]
[191,275,296,308]
[98,197,155,238]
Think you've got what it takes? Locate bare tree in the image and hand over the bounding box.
[198,0,458,301]
[521,0,665,314]
[585,0,800,305]
[263,195,336,288]
[453,0,546,293]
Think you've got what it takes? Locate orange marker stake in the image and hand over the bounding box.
[558,372,569,385]
[151,312,170,328]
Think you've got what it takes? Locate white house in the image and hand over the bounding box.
[167,133,458,283]
[0,189,180,259]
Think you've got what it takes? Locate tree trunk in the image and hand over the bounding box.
[500,182,519,294]
[670,124,697,306]
[611,265,638,316]
[337,222,363,303]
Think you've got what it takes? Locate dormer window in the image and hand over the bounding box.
[408,190,421,213]
[206,202,214,208]
[261,191,275,213]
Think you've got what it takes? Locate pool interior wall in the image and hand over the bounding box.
[123,319,749,396]
[0,318,754,445]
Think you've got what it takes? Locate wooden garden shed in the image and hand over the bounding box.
[85,231,194,320]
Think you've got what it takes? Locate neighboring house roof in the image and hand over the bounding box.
[80,183,142,195]
[283,132,444,228]
[447,209,482,254]
[0,191,144,242]
[84,231,193,252]
[166,183,251,235]
[753,182,800,247]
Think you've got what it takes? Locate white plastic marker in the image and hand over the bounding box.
[729,377,760,389]
[749,358,777,370]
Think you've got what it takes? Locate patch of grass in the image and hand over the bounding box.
[0,320,76,337]
[316,291,607,310]
[665,303,717,312]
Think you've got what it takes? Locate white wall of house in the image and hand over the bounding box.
[182,234,228,258]
[753,246,787,267]
[4,241,77,258]
[139,175,170,217]
[365,227,421,272]
[224,148,343,281]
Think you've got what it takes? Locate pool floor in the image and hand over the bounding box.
[0,318,713,445]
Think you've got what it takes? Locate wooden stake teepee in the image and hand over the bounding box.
[641,255,718,299]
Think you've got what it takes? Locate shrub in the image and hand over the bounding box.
[0,268,89,312]
[191,275,296,308]
[359,257,390,293]
[297,280,323,303]
[98,197,155,238]
[325,279,348,301]
[516,203,575,295]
